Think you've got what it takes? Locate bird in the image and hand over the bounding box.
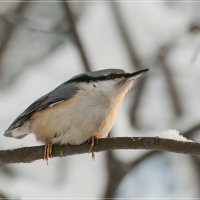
[4,68,149,162]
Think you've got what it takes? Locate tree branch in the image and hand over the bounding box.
[0,137,200,164]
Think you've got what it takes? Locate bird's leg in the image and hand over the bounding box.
[88,136,98,160]
[44,139,53,164]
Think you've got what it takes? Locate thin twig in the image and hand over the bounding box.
[0,137,200,164]
[104,150,157,198]
[158,47,182,116]
[0,191,8,199]
[62,2,91,72]
[0,2,28,76]
[110,2,141,68]
[129,77,147,127]
[110,2,148,127]
[183,124,200,138]
[104,151,126,198]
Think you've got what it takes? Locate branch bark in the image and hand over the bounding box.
[0,137,200,164]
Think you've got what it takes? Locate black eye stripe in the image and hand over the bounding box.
[107,74,115,79]
[67,73,125,83]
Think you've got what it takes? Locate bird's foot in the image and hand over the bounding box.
[88,136,98,160]
[44,140,53,165]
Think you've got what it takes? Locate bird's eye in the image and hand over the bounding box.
[89,81,96,87]
[108,74,115,79]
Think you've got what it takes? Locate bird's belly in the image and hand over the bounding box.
[30,98,115,145]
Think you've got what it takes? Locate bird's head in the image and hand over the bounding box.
[67,68,149,97]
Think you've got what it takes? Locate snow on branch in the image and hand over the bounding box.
[0,133,200,164]
[158,129,194,142]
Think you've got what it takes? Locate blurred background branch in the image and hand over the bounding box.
[110,2,148,128]
[63,2,91,72]
[0,2,28,76]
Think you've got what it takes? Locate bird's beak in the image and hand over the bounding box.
[125,68,149,80]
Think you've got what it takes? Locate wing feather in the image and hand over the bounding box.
[5,83,79,133]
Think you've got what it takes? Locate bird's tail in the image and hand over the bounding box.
[4,129,28,139]
[4,121,30,139]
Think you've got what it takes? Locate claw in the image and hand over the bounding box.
[44,140,52,165]
[88,136,98,160]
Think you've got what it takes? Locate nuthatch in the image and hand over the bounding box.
[4,68,148,162]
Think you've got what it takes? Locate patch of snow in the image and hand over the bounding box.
[159,129,194,142]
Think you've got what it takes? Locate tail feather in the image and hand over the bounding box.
[4,121,31,139]
[3,130,13,137]
[4,129,28,139]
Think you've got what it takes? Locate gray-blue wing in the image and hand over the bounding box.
[5,82,79,133]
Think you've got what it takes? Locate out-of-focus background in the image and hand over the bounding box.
[0,1,200,199]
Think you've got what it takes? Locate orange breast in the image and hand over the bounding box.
[93,91,126,138]
[30,95,77,142]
